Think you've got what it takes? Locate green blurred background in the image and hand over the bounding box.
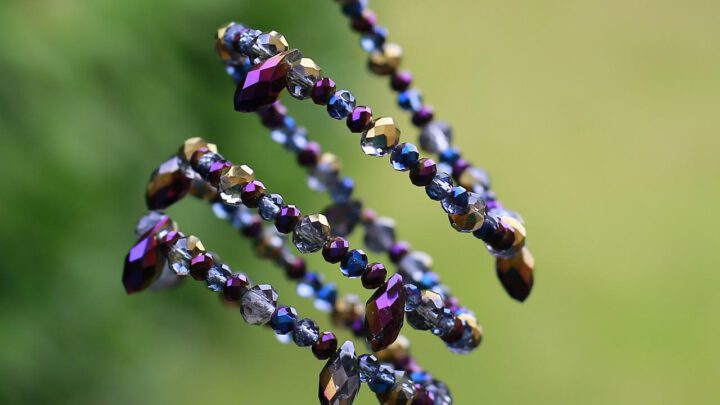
[1,0,719,403]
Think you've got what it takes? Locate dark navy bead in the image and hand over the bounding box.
[368,365,395,394]
[439,147,461,165]
[270,306,298,335]
[404,284,421,311]
[397,89,423,112]
[314,283,338,312]
[341,0,367,17]
[441,186,470,214]
[340,249,368,278]
[327,90,356,120]
[330,177,354,204]
[390,142,420,171]
[360,26,387,52]
[425,173,453,201]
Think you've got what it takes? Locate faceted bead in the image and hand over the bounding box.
[419,121,452,153]
[346,106,373,133]
[368,365,395,394]
[240,284,279,325]
[448,192,487,233]
[298,141,321,168]
[257,101,288,128]
[254,229,284,259]
[332,294,363,328]
[275,205,302,234]
[240,180,266,208]
[412,106,435,127]
[223,272,251,301]
[179,137,218,163]
[406,290,444,331]
[149,260,185,291]
[398,251,432,285]
[458,166,491,193]
[441,187,470,215]
[236,28,261,55]
[323,237,350,263]
[391,70,412,92]
[312,78,337,105]
[241,216,263,238]
[146,156,192,210]
[327,90,357,120]
[351,9,377,32]
[122,215,174,294]
[258,193,284,220]
[361,117,401,157]
[285,256,307,280]
[206,159,232,187]
[293,214,331,253]
[270,305,298,335]
[364,217,396,253]
[189,178,218,202]
[496,247,534,302]
[425,380,452,405]
[365,273,407,351]
[360,26,387,52]
[219,164,256,206]
[397,89,422,112]
[323,201,362,237]
[340,249,368,278]
[134,211,168,238]
[234,51,291,112]
[250,30,289,61]
[206,264,232,292]
[375,335,410,365]
[452,158,470,180]
[165,235,205,276]
[425,173,453,201]
[376,372,416,405]
[318,341,360,405]
[369,43,402,75]
[404,284,421,312]
[390,142,420,171]
[487,216,526,258]
[315,284,338,313]
[359,354,380,383]
[389,241,410,263]
[439,147,460,165]
[188,252,215,281]
[446,314,483,354]
[293,318,320,346]
[438,315,465,344]
[341,0,367,17]
[362,263,387,289]
[308,152,341,192]
[214,23,235,62]
[313,332,338,360]
[287,56,322,99]
[409,158,437,187]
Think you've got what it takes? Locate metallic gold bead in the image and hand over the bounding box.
[457,313,483,347]
[496,247,535,302]
[287,56,322,99]
[219,164,256,206]
[361,117,401,156]
[368,43,403,75]
[332,294,364,328]
[254,230,284,259]
[251,30,289,62]
[179,137,218,162]
[214,23,233,62]
[375,334,410,363]
[500,216,526,251]
[448,193,487,233]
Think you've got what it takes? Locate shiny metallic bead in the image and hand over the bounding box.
[258,193,284,220]
[365,273,406,351]
[293,318,320,346]
[390,142,420,171]
[406,290,445,331]
[134,211,168,238]
[368,365,396,394]
[206,264,232,292]
[240,180,266,208]
[270,306,298,335]
[275,205,302,234]
[237,28,261,55]
[293,214,331,253]
[409,158,437,187]
[240,284,279,325]
[487,216,526,258]
[376,372,416,405]
[404,284,421,312]
[234,52,292,112]
[308,153,341,192]
[219,164,255,206]
[458,166,491,193]
[341,249,368,278]
[224,272,251,301]
[250,30,289,62]
[214,23,235,62]
[398,251,433,285]
[419,121,452,153]
[397,89,422,112]
[364,217,396,253]
[369,43,403,75]
[312,331,338,360]
[362,263,388,290]
[391,70,412,92]
[448,192,487,233]
[327,90,357,120]
[496,247,534,302]
[441,187,470,215]
[165,235,205,276]
[312,77,337,105]
[361,117,401,157]
[179,137,218,164]
[318,341,361,405]
[425,172,453,201]
[347,106,373,133]
[286,56,322,99]
[446,314,483,354]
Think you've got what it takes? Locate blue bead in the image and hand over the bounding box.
[297,272,323,298]
[358,354,380,382]
[390,142,420,171]
[419,272,440,289]
[360,26,387,52]
[425,172,453,201]
[270,306,298,334]
[270,117,297,145]
[340,249,368,278]
[404,284,421,312]
[441,186,470,214]
[397,89,423,112]
[258,194,284,220]
[439,147,461,165]
[327,90,356,120]
[314,283,337,312]
[431,309,456,336]
[330,177,354,204]
[368,365,395,394]
[341,0,367,17]
[212,202,237,220]
[285,127,308,151]
[410,371,431,384]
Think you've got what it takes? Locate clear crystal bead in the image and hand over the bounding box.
[319,341,360,405]
[167,235,205,276]
[364,217,396,253]
[258,194,284,220]
[293,214,331,253]
[135,211,167,237]
[250,31,289,62]
[240,284,278,325]
[293,318,320,346]
[406,290,445,330]
[419,121,452,153]
[287,57,322,99]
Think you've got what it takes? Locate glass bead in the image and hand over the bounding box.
[258,193,284,220]
[441,186,470,214]
[298,141,321,167]
[376,372,416,405]
[297,272,323,298]
[368,365,396,394]
[270,306,298,335]
[340,249,368,278]
[219,164,256,206]
[166,235,205,276]
[458,166,491,193]
[431,309,457,336]
[240,284,279,325]
[134,211,167,238]
[486,216,526,258]
[364,217,396,253]
[389,241,410,263]
[322,237,350,263]
[361,263,387,289]
[311,77,336,105]
[250,30,289,62]
[360,25,387,52]
[330,177,354,204]
[234,52,292,112]
[224,272,251,301]
[240,180,266,208]
[406,290,445,331]
[293,318,320,346]
[237,28,261,55]
[188,252,215,281]
[149,260,185,291]
[448,192,487,233]
[342,0,368,17]
[419,271,440,289]
[308,153,340,192]
[404,284,421,312]
[398,251,433,285]
[284,256,307,280]
[319,341,360,405]
[391,70,412,92]
[293,213,331,253]
[446,314,483,354]
[323,200,362,237]
[365,273,407,351]
[327,90,356,120]
[194,151,223,180]
[496,247,534,302]
[369,43,402,75]
[287,56,322,99]
[146,156,191,210]
[314,283,338,312]
[425,172,453,201]
[419,121,452,153]
[390,142,420,171]
[215,23,236,61]
[412,106,434,127]
[452,158,470,180]
[351,9,377,33]
[123,215,175,294]
[312,331,338,360]
[347,105,373,133]
[397,89,422,112]
[425,380,453,405]
[361,117,401,157]
[358,354,380,383]
[206,264,232,292]
[409,158,437,186]
[257,101,288,128]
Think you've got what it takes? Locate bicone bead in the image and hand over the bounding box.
[234,51,291,112]
[275,205,302,234]
[250,30,289,61]
[311,78,337,105]
[419,121,452,153]
[286,55,322,99]
[409,158,437,186]
[347,105,373,133]
[240,180,266,208]
[312,331,338,360]
[361,117,401,157]
[293,318,320,346]
[441,186,470,215]
[219,164,256,206]
[369,43,402,75]
[258,193,284,220]
[293,213,331,253]
[270,305,298,335]
[448,192,487,233]
[390,142,420,171]
[361,263,387,289]
[224,272,251,301]
[340,249,368,278]
[146,156,191,210]
[240,284,279,325]
[425,172,453,201]
[322,237,350,263]
[327,90,357,120]
[487,215,526,258]
[496,247,534,302]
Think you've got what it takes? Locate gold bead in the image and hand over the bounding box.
[496,247,535,302]
[214,23,233,62]
[500,216,526,251]
[189,178,218,202]
[448,194,487,233]
[457,314,483,348]
[219,164,256,206]
[179,137,217,162]
[368,43,403,75]
[361,116,401,156]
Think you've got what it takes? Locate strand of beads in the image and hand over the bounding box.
[332,0,535,301]
[123,212,451,404]
[215,22,533,303]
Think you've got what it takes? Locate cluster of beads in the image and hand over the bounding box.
[123,211,451,404]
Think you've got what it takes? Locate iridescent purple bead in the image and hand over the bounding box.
[426,172,453,201]
[223,272,251,301]
[361,263,387,289]
[298,141,321,168]
[312,331,338,360]
[441,186,470,214]
[389,241,411,263]
[391,70,412,92]
[240,180,266,208]
[346,106,373,133]
[409,158,437,186]
[340,249,368,278]
[327,90,356,120]
[311,78,336,105]
[323,237,350,263]
[275,205,302,234]
[270,306,298,335]
[397,89,423,112]
[390,142,420,171]
[412,106,434,127]
[257,101,288,129]
[285,257,307,280]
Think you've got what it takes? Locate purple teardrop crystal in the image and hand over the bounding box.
[122,215,174,294]
[234,52,291,112]
[365,273,406,351]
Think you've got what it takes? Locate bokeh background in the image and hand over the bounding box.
[1,0,719,403]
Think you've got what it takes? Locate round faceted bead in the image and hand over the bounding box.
[270,306,298,335]
[223,272,251,301]
[361,117,401,157]
[446,314,483,354]
[219,164,255,206]
[293,318,320,346]
[364,217,396,253]
[179,137,218,163]
[314,283,338,312]
[404,284,421,312]
[347,106,373,133]
[360,26,387,52]
[438,315,465,344]
[323,237,350,263]
[236,28,261,55]
[207,160,232,187]
[368,365,396,394]
[258,193,284,220]
[452,158,470,180]
[439,147,461,165]
[285,256,307,280]
[293,214,331,253]
[165,235,205,276]
[240,180,266,208]
[369,43,402,75]
[250,30,289,61]
[312,331,338,360]
[425,172,453,201]
[459,166,492,193]
[397,89,422,112]
[406,290,445,330]
[449,192,487,233]
[308,152,341,192]
[496,247,535,302]
[327,90,356,120]
[287,56,322,99]
[390,143,420,171]
[240,284,279,325]
[419,121,452,153]
[412,106,435,127]
[391,70,412,92]
[323,200,362,237]
[275,205,302,234]
[351,9,377,33]
[340,249,368,278]
[257,101,288,128]
[398,251,433,284]
[389,241,410,263]
[409,158,437,186]
[441,186,470,214]
[361,263,387,289]
[311,77,337,105]
[298,141,321,167]
[358,354,380,382]
[206,264,232,292]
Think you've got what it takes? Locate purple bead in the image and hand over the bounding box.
[323,237,350,263]
[234,52,291,112]
[285,257,307,280]
[257,101,288,129]
[351,10,376,33]
[364,273,407,351]
[412,106,435,127]
[389,241,410,263]
[312,331,338,360]
[346,106,373,133]
[311,77,336,105]
[409,158,437,187]
[122,216,173,294]
[391,71,412,92]
[361,263,387,289]
[223,273,251,301]
[297,141,321,167]
[452,158,470,181]
[275,205,301,234]
[240,180,266,208]
[240,216,263,238]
